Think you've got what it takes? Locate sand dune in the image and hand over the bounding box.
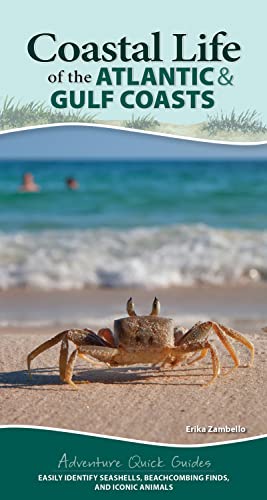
[98,120,267,143]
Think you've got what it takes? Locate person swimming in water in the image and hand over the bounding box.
[66,177,79,190]
[19,173,40,192]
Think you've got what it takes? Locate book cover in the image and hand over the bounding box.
[0,1,266,498]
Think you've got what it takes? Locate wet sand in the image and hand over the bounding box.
[0,284,266,444]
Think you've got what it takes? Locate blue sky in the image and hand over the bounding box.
[0,126,266,161]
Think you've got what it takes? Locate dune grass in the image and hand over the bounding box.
[0,97,97,130]
[1,97,266,141]
[202,109,267,136]
[123,114,160,130]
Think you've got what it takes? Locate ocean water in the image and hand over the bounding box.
[0,159,267,289]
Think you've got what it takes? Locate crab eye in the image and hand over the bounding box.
[148,336,154,345]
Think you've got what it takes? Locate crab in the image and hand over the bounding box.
[27,297,254,388]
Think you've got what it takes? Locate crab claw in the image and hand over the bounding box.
[98,328,116,347]
[150,297,160,316]
[127,297,137,317]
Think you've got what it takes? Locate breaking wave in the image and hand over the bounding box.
[0,224,267,290]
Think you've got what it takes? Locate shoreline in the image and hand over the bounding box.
[1,282,267,331]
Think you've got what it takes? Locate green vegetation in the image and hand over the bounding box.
[123,114,160,131]
[1,98,266,142]
[0,98,97,130]
[202,109,267,135]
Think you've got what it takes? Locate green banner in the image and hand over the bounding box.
[0,428,265,499]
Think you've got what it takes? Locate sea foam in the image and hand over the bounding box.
[0,224,267,290]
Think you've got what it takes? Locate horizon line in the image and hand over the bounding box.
[0,157,266,163]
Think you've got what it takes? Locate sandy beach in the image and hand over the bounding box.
[0,284,266,444]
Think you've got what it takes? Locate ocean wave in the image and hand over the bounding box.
[0,224,267,290]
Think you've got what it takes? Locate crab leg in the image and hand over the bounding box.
[27,328,110,378]
[204,341,220,386]
[218,323,254,366]
[79,345,119,364]
[78,352,108,367]
[64,349,78,389]
[187,348,209,365]
[210,323,240,370]
[65,346,120,388]
[166,341,220,385]
[27,331,67,377]
[161,343,206,368]
[59,338,69,381]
